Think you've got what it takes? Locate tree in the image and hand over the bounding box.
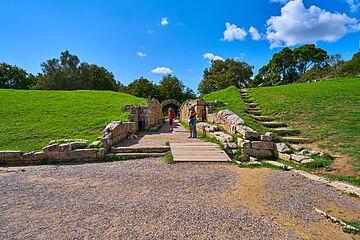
[0,63,36,89]
[35,50,120,91]
[340,51,360,76]
[294,44,328,76]
[198,58,253,95]
[158,74,196,102]
[327,54,343,78]
[125,77,160,99]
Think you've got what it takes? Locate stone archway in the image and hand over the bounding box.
[161,99,182,109]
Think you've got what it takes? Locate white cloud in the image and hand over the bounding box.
[234,53,246,61]
[151,67,173,74]
[347,0,360,12]
[161,18,169,26]
[222,22,247,41]
[136,51,147,57]
[203,53,224,61]
[249,26,262,41]
[148,30,155,34]
[266,0,360,48]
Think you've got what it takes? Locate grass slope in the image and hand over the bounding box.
[250,77,360,171]
[202,86,267,134]
[0,89,147,152]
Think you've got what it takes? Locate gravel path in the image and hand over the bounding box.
[0,159,301,240]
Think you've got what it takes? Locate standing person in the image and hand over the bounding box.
[168,108,175,131]
[188,107,197,138]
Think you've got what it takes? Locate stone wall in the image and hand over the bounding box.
[128,99,163,130]
[180,98,212,123]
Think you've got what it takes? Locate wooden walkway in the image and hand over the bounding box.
[170,142,231,162]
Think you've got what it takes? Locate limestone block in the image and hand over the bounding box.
[206,113,219,124]
[240,141,251,149]
[21,152,46,163]
[275,143,292,154]
[96,148,107,158]
[236,125,260,140]
[226,142,238,149]
[70,141,88,149]
[43,144,71,153]
[0,151,22,161]
[278,153,291,161]
[301,158,314,164]
[67,149,98,160]
[225,114,246,126]
[103,121,121,134]
[237,137,245,146]
[218,109,234,118]
[260,135,273,142]
[251,141,275,150]
[239,154,250,162]
[290,144,303,151]
[243,149,273,158]
[290,154,312,163]
[300,149,310,155]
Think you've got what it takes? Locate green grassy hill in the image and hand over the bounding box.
[203,78,359,173]
[250,77,359,171]
[0,89,147,152]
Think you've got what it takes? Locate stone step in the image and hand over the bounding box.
[111,146,170,153]
[262,122,287,128]
[240,89,249,93]
[243,99,254,103]
[251,115,274,122]
[282,136,310,143]
[246,103,257,108]
[247,110,262,115]
[271,127,300,136]
[107,152,167,160]
[248,107,261,111]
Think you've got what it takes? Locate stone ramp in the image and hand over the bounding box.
[170,142,231,162]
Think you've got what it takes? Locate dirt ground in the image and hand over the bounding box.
[1,160,359,240]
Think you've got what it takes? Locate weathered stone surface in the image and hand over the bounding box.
[251,141,275,150]
[278,153,291,161]
[213,131,233,143]
[275,143,292,154]
[70,141,88,149]
[237,137,244,146]
[0,151,22,161]
[260,135,273,142]
[290,154,312,163]
[223,142,237,149]
[240,141,251,149]
[66,149,98,160]
[236,125,260,140]
[43,144,71,153]
[290,144,304,151]
[310,150,321,155]
[243,149,273,158]
[300,149,310,155]
[265,132,277,138]
[301,158,315,164]
[21,152,46,163]
[225,114,246,126]
[96,148,107,158]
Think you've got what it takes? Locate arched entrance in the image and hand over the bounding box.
[161,99,182,117]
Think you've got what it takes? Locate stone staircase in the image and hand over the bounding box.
[240,89,309,143]
[108,146,170,159]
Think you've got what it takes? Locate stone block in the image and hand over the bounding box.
[251,141,275,150]
[21,152,46,163]
[290,144,303,151]
[243,149,273,158]
[239,154,250,162]
[67,149,98,160]
[260,135,273,142]
[237,137,244,146]
[43,144,71,153]
[236,125,260,140]
[0,151,22,161]
[290,154,312,163]
[275,143,292,154]
[277,153,291,161]
[96,148,107,158]
[240,141,251,149]
[301,158,314,164]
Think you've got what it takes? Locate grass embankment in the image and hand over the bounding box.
[249,77,360,171]
[0,89,147,152]
[202,86,267,134]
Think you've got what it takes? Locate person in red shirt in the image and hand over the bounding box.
[168,108,175,131]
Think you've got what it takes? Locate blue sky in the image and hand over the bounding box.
[1,0,359,92]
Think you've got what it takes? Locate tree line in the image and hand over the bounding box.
[1,46,359,99]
